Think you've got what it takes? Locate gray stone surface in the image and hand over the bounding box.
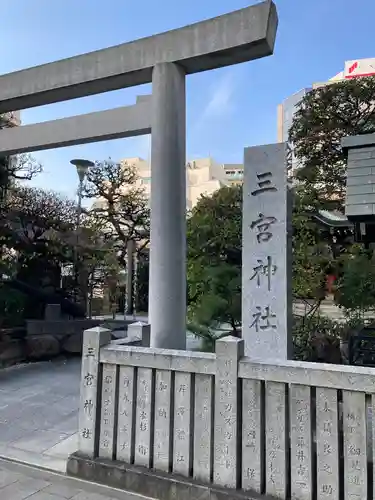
[242,379,262,493]
[193,374,213,483]
[99,364,117,459]
[127,322,150,347]
[0,359,81,472]
[316,387,339,500]
[0,1,277,113]
[214,337,243,488]
[0,459,149,499]
[0,99,151,157]
[238,355,375,393]
[265,381,286,498]
[242,143,292,360]
[149,62,187,350]
[290,384,312,500]
[100,344,216,374]
[173,372,192,475]
[343,391,367,499]
[134,368,153,468]
[153,369,172,472]
[78,327,111,458]
[116,366,136,463]
[67,452,273,500]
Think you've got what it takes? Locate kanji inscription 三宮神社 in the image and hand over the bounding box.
[242,143,292,360]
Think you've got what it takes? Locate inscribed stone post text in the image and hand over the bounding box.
[78,326,112,458]
[242,143,292,360]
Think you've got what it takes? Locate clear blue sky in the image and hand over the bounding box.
[1,0,374,198]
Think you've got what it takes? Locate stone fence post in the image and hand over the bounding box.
[127,321,150,347]
[214,336,244,488]
[78,326,111,458]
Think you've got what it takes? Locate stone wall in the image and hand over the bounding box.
[0,319,135,368]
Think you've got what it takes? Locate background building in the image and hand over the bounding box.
[222,163,244,186]
[120,156,243,209]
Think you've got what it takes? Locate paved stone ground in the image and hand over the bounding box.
[0,458,150,499]
[0,359,80,472]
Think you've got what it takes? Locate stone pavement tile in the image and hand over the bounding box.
[47,414,78,434]
[25,493,63,500]
[70,493,118,500]
[37,480,82,499]
[69,489,150,500]
[0,422,31,443]
[48,397,80,416]
[0,443,67,473]
[15,414,67,433]
[10,430,71,454]
[0,459,153,500]
[0,476,51,500]
[0,466,22,488]
[43,433,78,459]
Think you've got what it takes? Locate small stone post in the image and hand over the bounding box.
[78,326,111,458]
[214,336,243,488]
[127,321,151,347]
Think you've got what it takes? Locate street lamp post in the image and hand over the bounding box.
[71,159,94,228]
[70,159,94,309]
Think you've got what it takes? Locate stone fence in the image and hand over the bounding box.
[68,326,375,500]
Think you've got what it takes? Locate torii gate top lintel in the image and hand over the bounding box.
[0,0,277,113]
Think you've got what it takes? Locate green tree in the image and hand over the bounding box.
[287,77,375,305]
[0,184,121,319]
[289,76,375,211]
[187,185,242,342]
[288,76,375,344]
[292,191,332,303]
[336,245,375,316]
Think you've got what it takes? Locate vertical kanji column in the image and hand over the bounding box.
[242,143,292,360]
[78,326,111,458]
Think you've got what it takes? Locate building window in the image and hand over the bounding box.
[141,177,151,184]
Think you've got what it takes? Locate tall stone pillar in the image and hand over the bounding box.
[149,62,186,349]
[242,143,292,360]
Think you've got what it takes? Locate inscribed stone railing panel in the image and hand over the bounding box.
[239,357,375,500]
[78,328,375,499]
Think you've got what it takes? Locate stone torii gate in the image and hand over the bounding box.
[0,0,278,350]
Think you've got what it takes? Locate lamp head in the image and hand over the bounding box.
[70,159,94,182]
